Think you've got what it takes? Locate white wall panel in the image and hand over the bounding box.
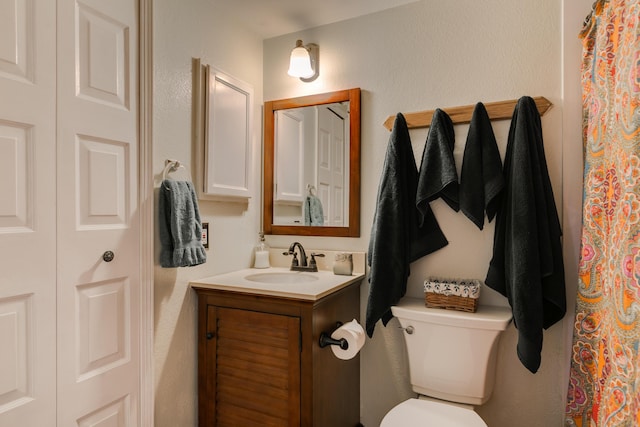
[0,121,32,231]
[0,0,33,82]
[76,135,128,229]
[77,395,130,427]
[76,278,129,382]
[77,3,129,109]
[0,295,32,411]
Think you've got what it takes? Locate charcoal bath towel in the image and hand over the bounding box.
[416,108,459,220]
[460,102,505,230]
[485,96,566,373]
[366,113,448,337]
[159,180,207,268]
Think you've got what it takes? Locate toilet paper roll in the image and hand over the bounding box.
[330,319,365,360]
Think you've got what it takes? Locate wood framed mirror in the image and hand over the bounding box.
[263,88,360,237]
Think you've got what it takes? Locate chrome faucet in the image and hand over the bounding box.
[283,242,324,272]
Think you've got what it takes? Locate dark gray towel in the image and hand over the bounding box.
[366,113,448,337]
[416,109,459,222]
[158,180,207,268]
[485,96,565,373]
[460,102,505,230]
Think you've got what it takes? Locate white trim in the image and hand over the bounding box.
[139,0,154,425]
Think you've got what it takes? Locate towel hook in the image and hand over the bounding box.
[162,159,192,189]
[306,184,316,196]
[162,159,183,180]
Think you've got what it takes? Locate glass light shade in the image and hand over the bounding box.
[287,46,314,78]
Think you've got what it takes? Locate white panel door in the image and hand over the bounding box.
[316,106,346,226]
[274,109,305,203]
[57,0,140,425]
[0,0,57,425]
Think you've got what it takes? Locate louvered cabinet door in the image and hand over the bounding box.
[204,305,301,427]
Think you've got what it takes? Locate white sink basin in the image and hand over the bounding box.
[191,254,365,301]
[244,271,319,284]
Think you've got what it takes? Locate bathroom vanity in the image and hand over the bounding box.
[191,252,365,427]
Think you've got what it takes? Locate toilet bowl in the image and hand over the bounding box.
[380,297,512,426]
[381,398,486,427]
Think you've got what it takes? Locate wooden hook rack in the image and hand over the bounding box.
[383,96,553,131]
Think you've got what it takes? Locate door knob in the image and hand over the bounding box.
[102,251,115,262]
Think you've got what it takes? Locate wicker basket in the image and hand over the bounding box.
[423,277,481,313]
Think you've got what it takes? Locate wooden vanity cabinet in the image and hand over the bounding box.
[194,281,361,427]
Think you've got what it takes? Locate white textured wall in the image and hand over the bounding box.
[263,1,576,426]
[151,0,593,426]
[152,1,263,426]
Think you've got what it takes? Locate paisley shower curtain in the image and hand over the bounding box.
[565,1,640,426]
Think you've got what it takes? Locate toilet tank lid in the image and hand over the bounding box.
[381,398,487,427]
[391,297,512,330]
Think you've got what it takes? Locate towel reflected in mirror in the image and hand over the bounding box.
[304,185,324,226]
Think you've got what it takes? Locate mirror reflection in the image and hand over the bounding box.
[263,88,360,237]
[273,102,350,227]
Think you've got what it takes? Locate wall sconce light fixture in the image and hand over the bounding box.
[287,39,319,82]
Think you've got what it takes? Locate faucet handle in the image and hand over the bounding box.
[309,253,325,267]
[282,250,300,267]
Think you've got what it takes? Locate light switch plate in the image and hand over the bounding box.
[202,222,209,249]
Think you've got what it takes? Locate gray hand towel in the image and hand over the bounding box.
[460,102,505,230]
[304,194,324,226]
[416,108,459,222]
[158,180,207,268]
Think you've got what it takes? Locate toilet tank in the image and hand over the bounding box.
[391,297,512,406]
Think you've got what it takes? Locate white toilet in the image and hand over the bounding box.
[381,297,512,426]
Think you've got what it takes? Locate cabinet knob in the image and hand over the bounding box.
[102,251,115,262]
[206,332,214,340]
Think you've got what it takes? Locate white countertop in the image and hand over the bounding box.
[190,267,365,301]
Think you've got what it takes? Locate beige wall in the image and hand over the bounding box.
[153,0,592,426]
[152,1,263,426]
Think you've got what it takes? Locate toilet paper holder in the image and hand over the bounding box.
[319,322,349,350]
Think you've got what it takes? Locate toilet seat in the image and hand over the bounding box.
[380,398,487,427]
